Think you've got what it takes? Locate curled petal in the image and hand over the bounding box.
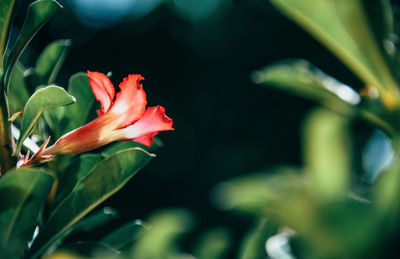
[121,106,173,146]
[87,71,115,114]
[109,74,147,127]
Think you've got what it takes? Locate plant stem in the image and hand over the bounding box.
[0,88,15,172]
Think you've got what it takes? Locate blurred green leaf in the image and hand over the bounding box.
[101,220,147,251]
[252,59,359,114]
[0,168,53,258]
[59,241,119,258]
[46,250,88,259]
[35,39,71,84]
[238,220,277,259]
[302,108,352,201]
[212,167,302,215]
[130,209,193,259]
[7,62,29,114]
[364,0,393,49]
[172,0,222,22]
[4,0,62,91]
[54,154,103,208]
[28,148,154,259]
[15,85,75,155]
[270,0,400,108]
[373,157,400,227]
[192,227,231,259]
[218,170,374,258]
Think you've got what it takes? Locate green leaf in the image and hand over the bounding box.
[7,62,29,114]
[130,209,193,259]
[102,141,149,158]
[47,73,95,137]
[0,168,54,258]
[0,0,21,72]
[270,0,400,108]
[28,148,154,259]
[212,167,302,215]
[101,220,147,251]
[35,39,71,84]
[102,137,164,157]
[60,73,95,135]
[253,60,394,136]
[238,221,277,259]
[252,59,359,114]
[363,0,393,48]
[23,67,43,92]
[43,207,119,255]
[15,85,75,155]
[58,241,120,258]
[72,207,118,233]
[53,154,103,208]
[4,0,62,91]
[192,227,231,259]
[302,108,352,201]
[373,158,400,226]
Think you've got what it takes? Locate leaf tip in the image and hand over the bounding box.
[250,70,264,84]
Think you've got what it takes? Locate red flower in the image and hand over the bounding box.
[41,72,173,156]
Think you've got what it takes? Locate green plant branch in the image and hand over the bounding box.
[0,87,14,172]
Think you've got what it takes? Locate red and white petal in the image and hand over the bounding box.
[109,74,147,127]
[120,106,173,146]
[42,113,119,155]
[87,71,115,114]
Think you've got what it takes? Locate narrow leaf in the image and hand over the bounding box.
[0,168,53,258]
[130,209,193,259]
[193,227,231,259]
[212,167,302,215]
[72,207,119,233]
[252,59,360,114]
[4,0,62,91]
[35,39,71,84]
[15,85,75,155]
[302,108,352,200]
[28,148,154,258]
[101,220,147,250]
[7,62,29,115]
[238,221,277,259]
[0,0,20,71]
[43,207,119,254]
[270,0,400,108]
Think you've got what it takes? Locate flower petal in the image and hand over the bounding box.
[87,71,115,114]
[133,133,158,146]
[109,74,147,127]
[121,106,173,146]
[43,113,120,155]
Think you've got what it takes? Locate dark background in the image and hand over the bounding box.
[16,0,363,250]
